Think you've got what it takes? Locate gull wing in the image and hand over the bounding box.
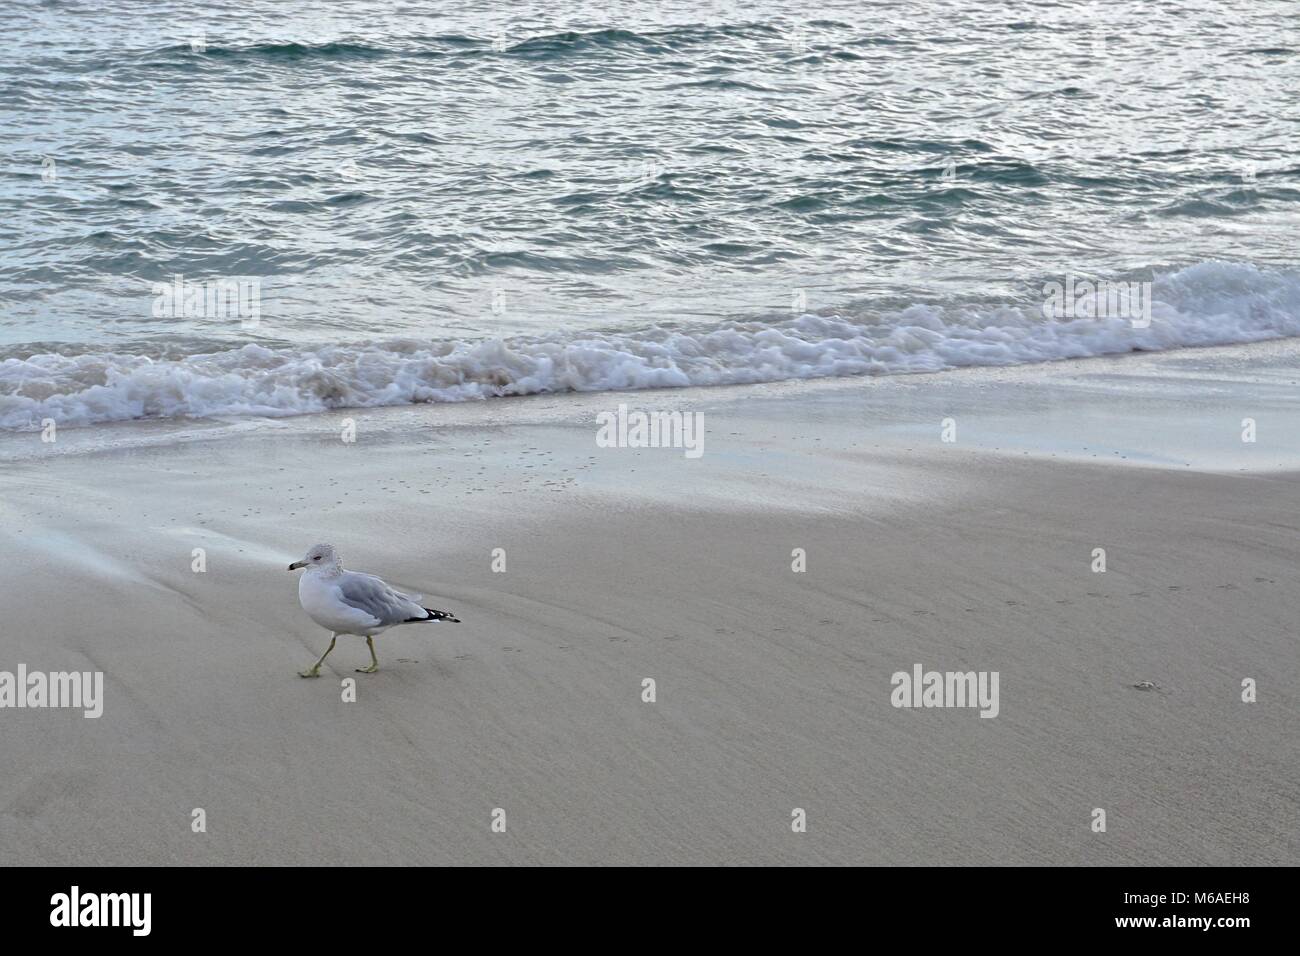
[335,571,426,627]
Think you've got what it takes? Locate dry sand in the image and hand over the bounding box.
[1,341,1297,865]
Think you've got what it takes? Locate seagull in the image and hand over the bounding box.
[288,543,460,677]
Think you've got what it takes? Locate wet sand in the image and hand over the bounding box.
[1,341,1297,865]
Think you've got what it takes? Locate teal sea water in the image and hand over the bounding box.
[1,0,1298,428]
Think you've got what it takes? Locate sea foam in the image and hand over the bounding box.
[2,262,1297,431]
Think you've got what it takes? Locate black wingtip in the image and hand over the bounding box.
[420,607,460,623]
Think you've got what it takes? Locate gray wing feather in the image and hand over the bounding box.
[336,572,423,626]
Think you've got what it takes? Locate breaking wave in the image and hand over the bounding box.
[2,262,1297,431]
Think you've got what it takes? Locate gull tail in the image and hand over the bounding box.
[415,607,460,623]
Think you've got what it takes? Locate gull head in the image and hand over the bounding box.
[288,543,340,572]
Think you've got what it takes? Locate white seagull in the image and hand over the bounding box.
[288,543,460,677]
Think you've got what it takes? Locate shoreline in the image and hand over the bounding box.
[0,341,1297,865]
[6,336,1300,473]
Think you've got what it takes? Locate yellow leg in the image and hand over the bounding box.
[356,636,379,674]
[299,634,337,678]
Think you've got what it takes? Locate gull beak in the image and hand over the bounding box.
[288,560,307,570]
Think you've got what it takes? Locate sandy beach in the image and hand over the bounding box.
[1,341,1298,866]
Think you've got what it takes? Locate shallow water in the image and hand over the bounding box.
[2,0,1298,427]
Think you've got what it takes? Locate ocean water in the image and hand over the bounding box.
[2,0,1298,429]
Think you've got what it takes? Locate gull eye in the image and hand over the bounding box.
[312,555,321,561]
